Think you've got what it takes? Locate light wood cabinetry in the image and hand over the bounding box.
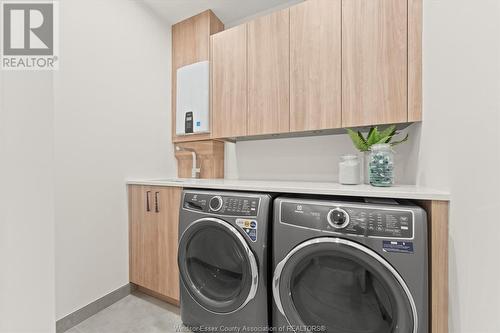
[170,10,226,179]
[156,187,182,301]
[211,25,248,138]
[408,0,423,122]
[418,200,449,333]
[129,185,157,291]
[171,10,224,143]
[175,141,224,179]
[290,0,341,132]
[209,0,422,137]
[247,9,290,136]
[129,185,182,304]
[342,0,408,127]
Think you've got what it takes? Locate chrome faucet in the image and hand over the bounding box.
[175,146,201,179]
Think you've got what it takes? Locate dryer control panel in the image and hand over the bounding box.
[183,192,260,217]
[280,201,414,239]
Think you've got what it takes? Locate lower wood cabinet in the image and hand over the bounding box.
[128,185,182,304]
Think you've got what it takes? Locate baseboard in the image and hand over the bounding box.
[56,283,134,333]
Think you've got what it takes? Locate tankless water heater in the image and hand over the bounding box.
[176,61,210,136]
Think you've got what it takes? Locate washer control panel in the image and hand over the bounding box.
[281,201,413,239]
[184,192,259,217]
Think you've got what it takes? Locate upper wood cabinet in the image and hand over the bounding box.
[129,185,182,304]
[290,0,341,132]
[247,9,290,136]
[342,0,408,127]
[211,25,248,138]
[171,10,224,143]
[207,0,422,138]
[408,0,423,122]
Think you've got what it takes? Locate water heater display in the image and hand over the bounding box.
[185,112,193,134]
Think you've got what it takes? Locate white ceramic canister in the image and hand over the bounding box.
[339,155,361,185]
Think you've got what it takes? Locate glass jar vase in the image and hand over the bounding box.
[368,144,394,187]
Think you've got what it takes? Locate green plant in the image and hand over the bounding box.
[347,125,409,152]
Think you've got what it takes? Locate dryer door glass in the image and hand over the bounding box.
[274,238,415,333]
[178,218,258,313]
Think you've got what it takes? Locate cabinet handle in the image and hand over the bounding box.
[146,191,151,212]
[155,192,160,213]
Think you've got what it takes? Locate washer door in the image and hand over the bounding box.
[273,238,417,333]
[178,217,258,314]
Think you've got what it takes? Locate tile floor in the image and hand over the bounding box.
[65,292,184,333]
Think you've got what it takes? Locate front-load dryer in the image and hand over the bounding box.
[178,190,272,332]
[272,197,428,333]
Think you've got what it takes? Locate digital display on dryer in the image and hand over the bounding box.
[280,202,328,230]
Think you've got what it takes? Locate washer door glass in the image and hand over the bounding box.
[274,238,415,333]
[178,218,257,313]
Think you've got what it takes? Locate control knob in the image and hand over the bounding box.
[327,208,350,229]
[209,196,224,212]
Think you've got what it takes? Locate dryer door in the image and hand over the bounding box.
[273,237,417,333]
[178,217,258,314]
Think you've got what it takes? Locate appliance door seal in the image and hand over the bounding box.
[178,217,258,314]
[273,237,417,333]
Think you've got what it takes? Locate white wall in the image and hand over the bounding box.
[224,0,303,28]
[225,125,419,184]
[0,71,56,331]
[421,1,500,332]
[54,0,175,320]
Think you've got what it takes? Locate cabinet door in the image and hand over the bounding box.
[129,185,158,291]
[129,185,182,303]
[342,0,408,127]
[247,9,290,136]
[211,25,248,138]
[290,0,341,132]
[155,187,182,301]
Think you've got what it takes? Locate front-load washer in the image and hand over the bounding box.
[272,197,428,333]
[178,189,272,332]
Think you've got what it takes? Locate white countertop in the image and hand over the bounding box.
[126,178,450,201]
